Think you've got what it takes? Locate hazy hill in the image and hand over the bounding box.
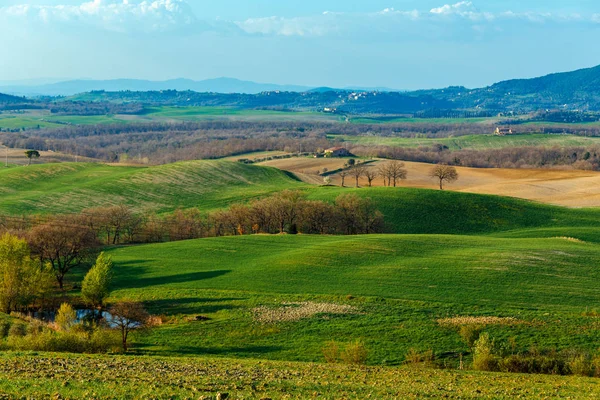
[430,65,600,111]
[5,64,600,113]
[0,92,29,104]
[0,78,313,96]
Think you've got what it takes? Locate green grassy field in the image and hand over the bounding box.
[348,116,496,124]
[3,161,600,235]
[0,106,340,129]
[329,133,600,150]
[0,115,58,129]
[138,106,340,123]
[0,161,305,214]
[1,353,599,399]
[4,159,600,395]
[101,231,600,364]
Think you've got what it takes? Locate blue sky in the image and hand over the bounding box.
[3,0,600,89]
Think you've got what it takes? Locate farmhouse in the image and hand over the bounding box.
[324,147,352,157]
[494,126,515,136]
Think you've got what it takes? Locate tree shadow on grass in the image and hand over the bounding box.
[113,268,232,290]
[144,297,245,315]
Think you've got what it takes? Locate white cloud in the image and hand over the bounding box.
[234,2,600,38]
[235,15,338,37]
[2,1,597,38]
[0,0,198,33]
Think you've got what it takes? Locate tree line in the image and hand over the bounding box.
[351,144,600,171]
[0,192,384,289]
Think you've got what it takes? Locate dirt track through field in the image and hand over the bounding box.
[259,157,600,207]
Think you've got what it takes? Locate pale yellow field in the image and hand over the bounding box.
[259,157,600,207]
[222,151,290,162]
[0,147,99,166]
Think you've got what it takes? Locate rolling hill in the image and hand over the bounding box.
[0,161,305,215]
[103,231,600,363]
[3,160,600,238]
[0,92,29,104]
[0,78,313,96]
[7,64,600,114]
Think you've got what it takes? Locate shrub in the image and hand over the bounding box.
[55,303,77,332]
[473,333,498,372]
[458,325,482,349]
[26,319,45,336]
[405,348,435,366]
[89,329,121,354]
[499,354,569,375]
[569,354,592,377]
[322,341,340,363]
[0,321,11,338]
[8,323,26,338]
[341,341,368,365]
[5,328,117,354]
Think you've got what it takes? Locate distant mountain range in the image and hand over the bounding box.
[2,65,600,113]
[0,78,402,97]
[0,78,320,96]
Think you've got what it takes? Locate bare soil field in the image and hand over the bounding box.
[259,157,600,207]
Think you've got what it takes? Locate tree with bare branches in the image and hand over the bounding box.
[363,168,379,187]
[350,165,367,188]
[28,216,98,289]
[377,164,391,186]
[339,170,349,187]
[110,301,150,352]
[430,165,459,190]
[387,161,408,187]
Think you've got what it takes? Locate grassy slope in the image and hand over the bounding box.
[0,106,339,129]
[330,133,600,150]
[109,234,600,310]
[106,233,600,362]
[308,186,600,234]
[1,353,598,399]
[0,161,304,214]
[2,161,600,236]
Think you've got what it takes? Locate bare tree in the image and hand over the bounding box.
[350,165,367,188]
[28,216,98,289]
[430,165,459,190]
[377,164,391,187]
[339,170,349,187]
[387,161,408,187]
[110,301,150,352]
[363,168,379,187]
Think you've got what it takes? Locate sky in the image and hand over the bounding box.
[2,0,600,90]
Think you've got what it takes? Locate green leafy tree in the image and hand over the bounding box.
[24,150,40,166]
[81,252,113,311]
[55,302,77,332]
[0,234,52,313]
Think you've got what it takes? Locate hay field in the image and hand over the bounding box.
[259,157,600,207]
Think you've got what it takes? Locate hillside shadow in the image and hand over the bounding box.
[145,297,244,315]
[114,268,231,289]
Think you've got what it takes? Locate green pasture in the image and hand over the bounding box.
[329,133,600,150]
[102,232,600,363]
